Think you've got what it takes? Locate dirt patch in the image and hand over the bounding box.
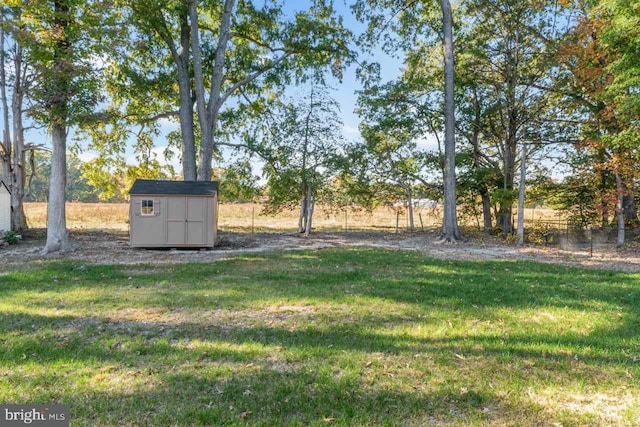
[1,228,640,273]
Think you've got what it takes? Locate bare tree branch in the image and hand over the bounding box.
[217,52,293,111]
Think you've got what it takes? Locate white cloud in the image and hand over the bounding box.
[77,151,97,162]
[343,124,361,137]
[157,117,179,131]
[416,134,441,152]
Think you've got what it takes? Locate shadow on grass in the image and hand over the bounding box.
[2,251,637,318]
[63,370,519,426]
[1,313,544,425]
[1,250,638,364]
[1,249,638,424]
[1,309,636,372]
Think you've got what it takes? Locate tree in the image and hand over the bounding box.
[438,0,460,241]
[42,0,74,253]
[352,130,439,231]
[0,8,10,185]
[111,0,353,182]
[516,141,526,245]
[78,121,178,201]
[354,0,460,241]
[10,0,109,253]
[356,80,443,231]
[0,5,32,232]
[600,0,640,243]
[24,151,104,203]
[216,160,262,202]
[555,0,640,246]
[454,0,571,238]
[258,84,345,236]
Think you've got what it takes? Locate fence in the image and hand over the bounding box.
[218,203,444,234]
[218,203,635,253]
[515,216,638,254]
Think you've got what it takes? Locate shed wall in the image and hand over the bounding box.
[0,186,10,232]
[129,194,216,248]
[212,193,218,245]
[130,195,166,246]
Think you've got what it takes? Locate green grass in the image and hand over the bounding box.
[1,249,639,426]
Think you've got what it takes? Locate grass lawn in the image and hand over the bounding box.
[1,249,638,426]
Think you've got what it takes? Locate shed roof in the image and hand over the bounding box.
[129,179,218,196]
[0,181,10,194]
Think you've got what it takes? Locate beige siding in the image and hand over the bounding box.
[129,194,217,248]
[130,196,167,247]
[0,185,10,232]
[166,197,186,245]
[212,194,218,245]
[185,197,206,245]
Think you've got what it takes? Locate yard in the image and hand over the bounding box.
[1,248,639,426]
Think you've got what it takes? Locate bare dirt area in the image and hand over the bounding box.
[1,228,640,273]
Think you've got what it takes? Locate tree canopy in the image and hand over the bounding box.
[1,0,639,249]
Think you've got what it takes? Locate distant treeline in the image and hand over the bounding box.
[26,152,115,203]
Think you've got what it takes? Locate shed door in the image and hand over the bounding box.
[186,197,205,245]
[166,197,186,245]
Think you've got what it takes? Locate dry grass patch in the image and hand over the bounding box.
[24,202,562,233]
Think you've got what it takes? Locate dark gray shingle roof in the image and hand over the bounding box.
[129,179,218,196]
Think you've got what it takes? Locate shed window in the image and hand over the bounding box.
[141,199,155,216]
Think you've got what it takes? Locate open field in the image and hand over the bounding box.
[1,249,638,425]
[23,202,563,233]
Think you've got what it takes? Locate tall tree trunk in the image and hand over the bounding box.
[43,124,69,253]
[188,0,206,181]
[404,185,414,232]
[191,0,291,181]
[439,0,460,242]
[500,105,519,238]
[298,182,307,233]
[481,190,492,233]
[11,81,27,232]
[615,172,625,248]
[196,0,235,181]
[500,161,514,237]
[42,0,70,254]
[2,9,27,231]
[304,183,314,237]
[176,10,196,180]
[10,29,27,232]
[0,11,11,189]
[177,66,196,180]
[516,142,526,246]
[149,4,196,180]
[470,84,492,234]
[499,139,516,238]
[500,23,520,238]
[297,86,315,234]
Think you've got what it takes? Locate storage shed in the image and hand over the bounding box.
[129,179,219,248]
[0,181,10,233]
